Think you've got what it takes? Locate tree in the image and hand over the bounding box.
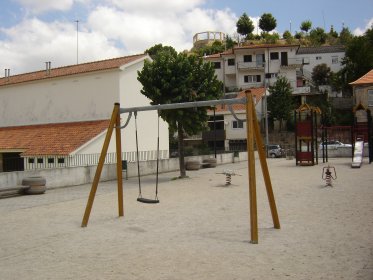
[300,20,312,33]
[267,76,294,131]
[339,27,353,45]
[340,26,373,88]
[259,13,277,33]
[282,30,293,43]
[145,44,177,59]
[312,63,331,86]
[137,50,223,178]
[236,13,255,39]
[309,27,327,45]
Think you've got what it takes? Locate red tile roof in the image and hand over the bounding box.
[0,120,110,156]
[233,43,299,52]
[213,88,265,113]
[204,44,299,59]
[0,54,147,87]
[349,69,373,85]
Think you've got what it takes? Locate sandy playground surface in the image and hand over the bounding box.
[0,156,372,280]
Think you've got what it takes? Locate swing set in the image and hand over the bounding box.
[81,90,280,244]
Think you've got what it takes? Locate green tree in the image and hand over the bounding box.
[340,27,373,89]
[236,13,255,39]
[300,20,312,33]
[339,27,353,45]
[312,63,331,86]
[137,51,223,178]
[282,30,293,43]
[145,44,177,59]
[267,76,294,131]
[309,27,327,45]
[259,13,277,33]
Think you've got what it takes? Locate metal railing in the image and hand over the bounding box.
[0,150,169,172]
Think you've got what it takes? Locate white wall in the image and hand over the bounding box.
[301,52,345,73]
[0,70,119,127]
[119,59,169,154]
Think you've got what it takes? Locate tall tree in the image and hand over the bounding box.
[236,13,255,39]
[259,13,277,33]
[138,50,223,178]
[340,27,373,87]
[267,76,294,131]
[309,27,327,45]
[300,20,312,33]
[145,44,177,59]
[339,27,353,45]
[312,63,331,86]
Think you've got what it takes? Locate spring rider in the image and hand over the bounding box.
[322,165,337,187]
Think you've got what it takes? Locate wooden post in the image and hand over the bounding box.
[245,90,258,244]
[251,101,280,229]
[81,103,120,227]
[115,104,124,217]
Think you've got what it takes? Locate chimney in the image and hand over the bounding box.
[45,61,51,75]
[4,69,10,81]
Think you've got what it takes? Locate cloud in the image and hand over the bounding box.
[353,17,373,36]
[0,17,121,74]
[1,1,239,74]
[14,0,75,14]
[88,5,238,54]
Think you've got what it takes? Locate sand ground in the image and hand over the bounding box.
[0,157,372,280]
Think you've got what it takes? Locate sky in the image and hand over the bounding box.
[0,0,372,75]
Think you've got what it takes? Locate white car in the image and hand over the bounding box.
[319,140,352,150]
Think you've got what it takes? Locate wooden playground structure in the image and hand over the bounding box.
[81,90,280,244]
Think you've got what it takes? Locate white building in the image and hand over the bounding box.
[296,45,345,75]
[204,43,310,96]
[0,54,169,171]
[202,89,266,151]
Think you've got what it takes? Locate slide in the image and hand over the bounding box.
[351,141,364,168]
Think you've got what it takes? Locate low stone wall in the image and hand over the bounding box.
[0,152,248,191]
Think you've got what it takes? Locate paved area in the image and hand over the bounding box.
[0,157,372,279]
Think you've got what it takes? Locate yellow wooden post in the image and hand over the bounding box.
[115,103,124,217]
[245,90,258,243]
[251,102,280,229]
[81,103,119,227]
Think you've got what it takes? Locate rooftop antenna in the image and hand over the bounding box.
[322,11,326,30]
[75,20,79,64]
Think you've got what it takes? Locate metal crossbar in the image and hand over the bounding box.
[120,97,246,114]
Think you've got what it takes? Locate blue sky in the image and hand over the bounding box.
[0,0,372,74]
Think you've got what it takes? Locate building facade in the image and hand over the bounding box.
[204,44,310,96]
[0,54,169,171]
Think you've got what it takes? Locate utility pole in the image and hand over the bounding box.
[75,20,79,64]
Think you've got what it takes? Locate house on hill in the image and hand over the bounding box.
[202,88,266,151]
[0,54,169,172]
[203,44,310,96]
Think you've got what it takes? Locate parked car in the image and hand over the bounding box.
[267,144,285,158]
[319,140,352,150]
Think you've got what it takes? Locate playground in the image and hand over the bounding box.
[0,157,372,279]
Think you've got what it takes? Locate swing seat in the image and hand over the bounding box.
[137,197,159,204]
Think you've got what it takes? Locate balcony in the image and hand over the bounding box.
[202,129,226,141]
[237,61,265,71]
[280,58,303,69]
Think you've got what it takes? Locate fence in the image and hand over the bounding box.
[0,150,169,172]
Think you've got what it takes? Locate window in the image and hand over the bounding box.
[244,75,261,83]
[37,158,43,164]
[213,62,221,69]
[244,55,252,62]
[28,158,35,164]
[232,120,244,129]
[58,158,65,164]
[316,56,322,60]
[48,158,54,164]
[332,56,338,64]
[227,58,235,66]
[368,90,373,106]
[270,52,279,60]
